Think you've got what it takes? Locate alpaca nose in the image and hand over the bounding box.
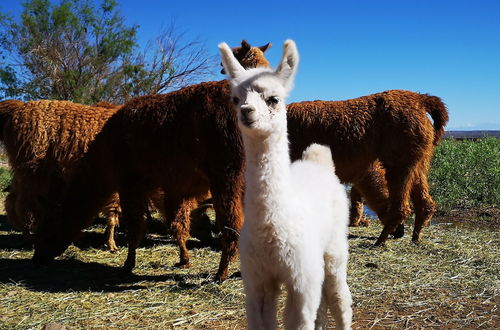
[240,105,255,125]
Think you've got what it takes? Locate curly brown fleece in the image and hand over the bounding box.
[287,89,449,244]
[33,80,245,282]
[0,99,121,249]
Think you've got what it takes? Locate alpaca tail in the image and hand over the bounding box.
[422,95,449,145]
[301,143,335,170]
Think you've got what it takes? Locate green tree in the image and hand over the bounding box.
[0,0,215,104]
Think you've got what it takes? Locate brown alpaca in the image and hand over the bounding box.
[287,90,448,245]
[0,99,123,250]
[221,40,271,74]
[224,43,449,242]
[33,80,246,282]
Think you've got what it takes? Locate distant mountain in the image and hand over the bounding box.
[448,123,500,131]
[444,130,500,139]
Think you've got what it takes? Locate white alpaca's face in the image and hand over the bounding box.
[230,69,288,137]
[219,39,299,138]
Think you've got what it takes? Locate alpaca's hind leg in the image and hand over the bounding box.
[284,271,323,329]
[323,255,352,330]
[349,187,367,227]
[410,166,435,242]
[354,162,405,238]
[104,210,120,252]
[243,276,279,330]
[166,196,197,268]
[102,193,121,252]
[120,190,148,273]
[315,292,329,330]
[374,165,414,246]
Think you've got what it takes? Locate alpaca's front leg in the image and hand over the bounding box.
[243,274,279,330]
[119,189,148,273]
[166,196,196,268]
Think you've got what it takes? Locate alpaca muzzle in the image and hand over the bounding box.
[240,106,255,126]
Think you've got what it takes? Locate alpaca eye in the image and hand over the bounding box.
[232,97,240,104]
[266,96,279,106]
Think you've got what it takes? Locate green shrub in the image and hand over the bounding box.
[429,137,500,210]
[0,167,11,191]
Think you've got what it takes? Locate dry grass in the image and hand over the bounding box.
[0,200,498,329]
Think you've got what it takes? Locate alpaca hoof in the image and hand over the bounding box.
[122,260,135,274]
[120,266,134,275]
[360,217,370,227]
[411,235,422,243]
[214,276,225,284]
[214,272,228,284]
[412,230,424,242]
[174,261,190,269]
[371,240,386,248]
[107,245,119,253]
[229,271,242,278]
[392,224,405,239]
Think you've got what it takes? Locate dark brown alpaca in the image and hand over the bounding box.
[287,90,448,244]
[33,80,245,282]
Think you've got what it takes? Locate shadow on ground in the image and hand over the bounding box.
[0,214,223,293]
[0,256,219,293]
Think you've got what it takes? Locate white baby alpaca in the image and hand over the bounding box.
[219,40,352,330]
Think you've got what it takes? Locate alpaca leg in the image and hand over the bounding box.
[353,163,405,237]
[243,276,279,330]
[284,270,324,330]
[13,187,35,232]
[348,187,366,227]
[410,168,436,242]
[352,163,389,226]
[166,196,196,268]
[120,190,148,273]
[104,211,120,252]
[209,181,244,282]
[374,165,414,246]
[323,255,353,330]
[314,293,329,330]
[5,190,35,247]
[103,194,121,252]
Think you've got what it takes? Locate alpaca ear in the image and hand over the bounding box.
[219,42,246,79]
[259,42,272,53]
[275,40,299,92]
[241,40,251,50]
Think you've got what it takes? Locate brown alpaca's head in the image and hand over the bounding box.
[220,40,272,74]
[32,197,75,266]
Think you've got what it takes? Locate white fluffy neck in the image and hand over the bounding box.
[242,129,292,225]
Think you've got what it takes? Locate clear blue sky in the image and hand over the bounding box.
[3,0,499,130]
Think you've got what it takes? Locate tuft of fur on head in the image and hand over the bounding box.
[301,143,335,170]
